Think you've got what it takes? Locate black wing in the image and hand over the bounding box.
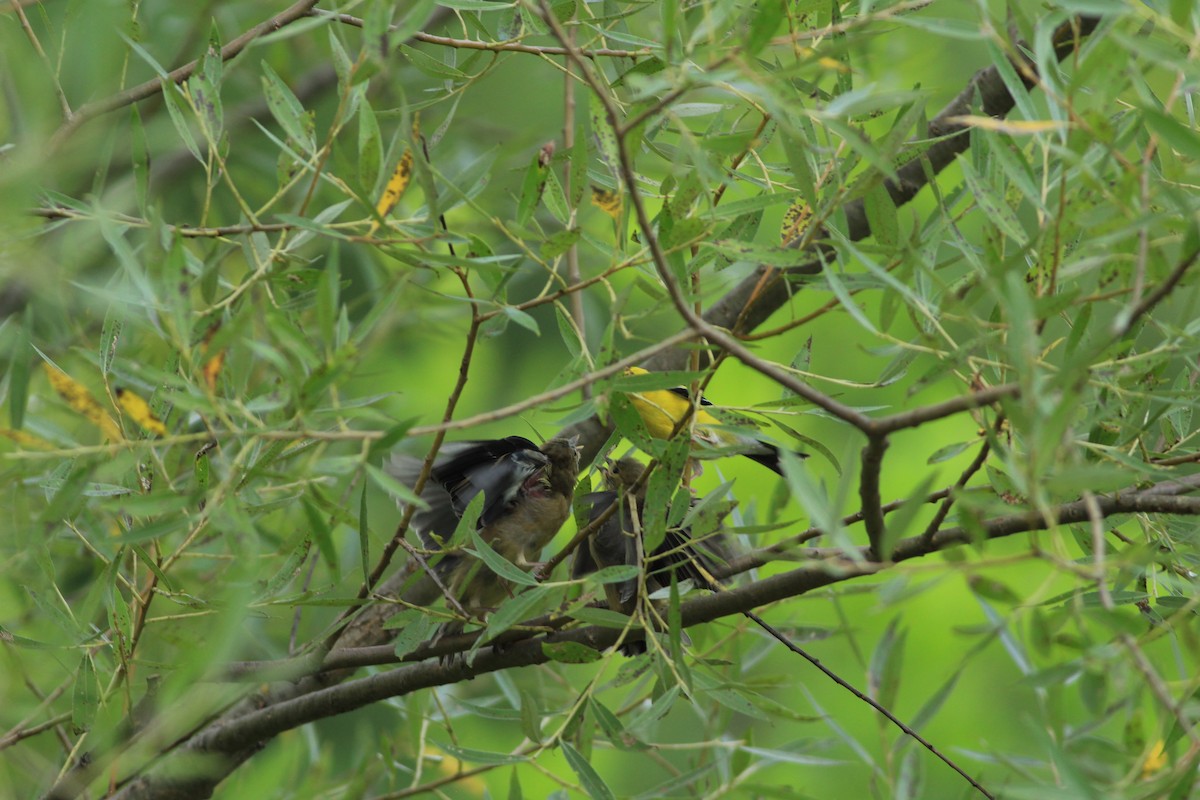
[665,385,713,406]
[390,436,543,545]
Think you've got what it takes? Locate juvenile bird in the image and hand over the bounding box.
[573,457,735,653]
[620,366,802,475]
[390,436,581,626]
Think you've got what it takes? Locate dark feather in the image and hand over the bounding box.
[665,385,714,406]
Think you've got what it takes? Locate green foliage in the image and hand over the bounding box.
[1,1,1200,799]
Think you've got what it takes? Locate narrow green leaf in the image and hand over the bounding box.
[562,741,616,800]
[520,689,543,744]
[516,150,548,225]
[957,154,1027,245]
[261,61,315,152]
[863,184,900,248]
[542,640,603,663]
[467,527,540,586]
[302,498,338,571]
[160,80,203,163]
[590,93,621,178]
[438,743,529,766]
[486,585,552,640]
[109,585,133,657]
[436,0,517,9]
[1142,105,1200,162]
[398,43,467,79]
[257,534,313,600]
[502,306,541,335]
[627,686,680,734]
[541,228,581,260]
[705,239,811,267]
[543,167,569,223]
[72,656,98,734]
[365,463,425,507]
[358,100,383,192]
[868,619,906,712]
[588,565,641,585]
[744,0,783,54]
[388,609,440,658]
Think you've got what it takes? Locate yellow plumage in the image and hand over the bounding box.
[621,366,797,474]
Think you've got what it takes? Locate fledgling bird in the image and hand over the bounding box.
[573,457,735,654]
[390,436,581,626]
[621,366,803,475]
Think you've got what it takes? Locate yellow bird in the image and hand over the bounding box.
[621,366,801,475]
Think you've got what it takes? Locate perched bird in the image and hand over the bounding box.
[573,457,735,654]
[572,458,645,619]
[390,436,581,626]
[620,366,802,475]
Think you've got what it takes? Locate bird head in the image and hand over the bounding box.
[537,436,582,493]
[601,456,646,493]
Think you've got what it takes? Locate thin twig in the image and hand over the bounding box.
[311,8,651,58]
[745,611,995,799]
[9,0,72,120]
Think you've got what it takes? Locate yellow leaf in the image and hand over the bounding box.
[0,428,55,450]
[780,198,812,245]
[1142,739,1168,778]
[373,149,413,222]
[591,185,622,219]
[43,363,123,442]
[116,388,167,436]
[202,350,225,393]
[947,115,1067,134]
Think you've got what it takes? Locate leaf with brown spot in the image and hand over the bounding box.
[43,364,123,441]
[373,148,414,226]
[591,185,622,220]
[780,198,812,245]
[202,350,225,393]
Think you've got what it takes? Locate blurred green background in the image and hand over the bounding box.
[3,1,1198,798]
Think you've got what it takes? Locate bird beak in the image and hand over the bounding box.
[599,456,616,482]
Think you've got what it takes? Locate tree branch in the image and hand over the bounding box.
[49,0,329,148]
[108,464,1200,798]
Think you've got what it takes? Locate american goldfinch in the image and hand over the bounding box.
[390,436,581,624]
[573,457,735,654]
[620,366,801,475]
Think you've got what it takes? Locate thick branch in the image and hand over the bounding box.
[161,475,1200,765]
[860,436,889,558]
